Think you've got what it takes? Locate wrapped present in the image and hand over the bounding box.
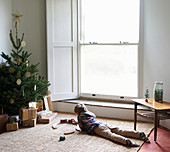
[6,122,18,132]
[23,118,36,127]
[19,108,29,121]
[29,102,36,109]
[38,113,57,124]
[0,114,8,133]
[36,100,43,112]
[8,115,19,123]
[19,108,37,121]
[37,110,52,119]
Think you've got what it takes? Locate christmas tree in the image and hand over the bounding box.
[0,11,50,115]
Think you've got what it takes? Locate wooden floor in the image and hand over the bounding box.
[139,126,170,152]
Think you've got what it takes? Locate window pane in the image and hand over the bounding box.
[81,0,139,43]
[81,45,138,97]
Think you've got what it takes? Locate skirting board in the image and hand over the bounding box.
[53,101,150,122]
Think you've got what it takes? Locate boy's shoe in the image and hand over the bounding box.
[126,139,139,147]
[131,143,140,147]
[140,132,150,143]
[141,137,150,143]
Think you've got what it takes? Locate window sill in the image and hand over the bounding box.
[54,99,151,111]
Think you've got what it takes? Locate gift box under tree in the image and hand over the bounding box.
[19,107,37,121]
[0,114,8,133]
[6,122,18,132]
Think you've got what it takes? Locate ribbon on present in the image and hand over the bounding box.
[10,121,15,124]
[6,123,18,131]
[28,107,37,119]
[11,124,14,130]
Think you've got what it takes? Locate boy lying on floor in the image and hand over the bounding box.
[74,103,150,147]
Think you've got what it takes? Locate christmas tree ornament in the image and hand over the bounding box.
[26,60,29,67]
[25,71,31,78]
[17,58,22,63]
[9,99,15,104]
[34,85,37,91]
[12,10,23,22]
[9,67,15,73]
[1,61,6,66]
[16,79,22,85]
[34,74,39,80]
[46,90,51,96]
[21,41,26,47]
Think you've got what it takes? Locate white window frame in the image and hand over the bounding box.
[77,0,143,101]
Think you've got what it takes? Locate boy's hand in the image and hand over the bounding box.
[71,119,78,125]
[76,124,81,131]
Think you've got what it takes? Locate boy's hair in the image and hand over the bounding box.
[74,103,88,114]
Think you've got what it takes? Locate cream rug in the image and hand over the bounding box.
[0,112,153,152]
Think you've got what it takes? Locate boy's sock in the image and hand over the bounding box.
[140,132,150,143]
[126,139,139,147]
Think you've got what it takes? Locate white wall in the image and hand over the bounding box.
[12,0,47,78]
[142,0,170,129]
[0,0,12,59]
